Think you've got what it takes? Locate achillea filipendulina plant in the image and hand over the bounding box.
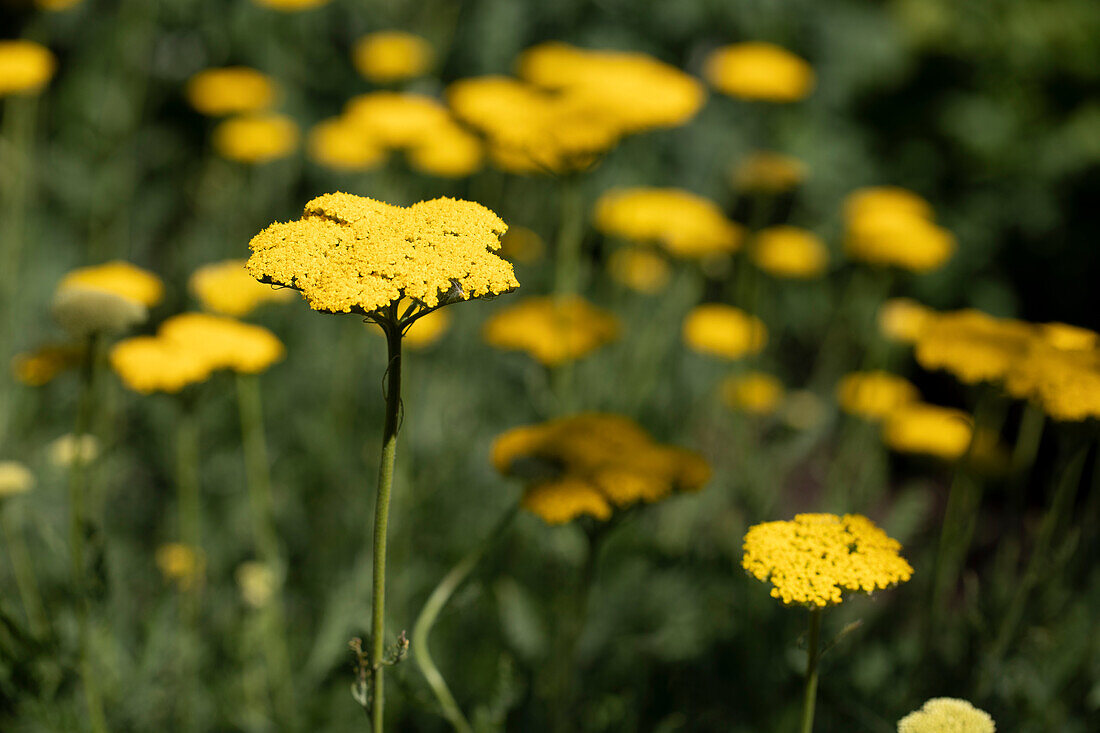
[0,40,57,97]
[914,310,1033,385]
[732,151,807,194]
[682,304,767,360]
[352,31,433,84]
[57,260,165,309]
[882,403,974,460]
[843,186,955,272]
[836,371,920,421]
[721,371,785,415]
[704,42,814,102]
[212,113,299,164]
[189,259,296,317]
[482,295,619,367]
[878,298,937,344]
[343,92,453,149]
[307,117,387,172]
[246,192,517,731]
[185,67,277,116]
[594,187,744,259]
[750,225,828,279]
[1004,340,1100,421]
[897,698,996,733]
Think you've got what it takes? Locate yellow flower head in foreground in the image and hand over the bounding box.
[59,261,164,307]
[897,698,996,733]
[156,543,205,591]
[0,461,34,498]
[879,298,937,344]
[498,226,545,264]
[837,371,920,421]
[844,186,954,272]
[1004,343,1100,422]
[683,304,767,360]
[12,344,82,386]
[492,413,710,524]
[732,151,807,194]
[252,0,329,10]
[353,31,433,84]
[915,310,1033,385]
[751,226,828,279]
[594,188,744,259]
[189,259,296,317]
[883,403,973,460]
[704,42,814,102]
[185,67,277,116]
[307,117,386,172]
[159,313,285,374]
[721,371,784,415]
[110,336,214,394]
[247,193,517,316]
[482,295,619,367]
[607,247,671,295]
[213,113,299,164]
[743,513,913,607]
[0,40,56,97]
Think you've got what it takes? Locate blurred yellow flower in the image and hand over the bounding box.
[878,298,937,344]
[406,122,483,178]
[36,0,83,10]
[704,42,814,102]
[212,113,299,164]
[110,336,214,394]
[59,261,164,307]
[306,117,386,171]
[185,67,277,117]
[0,40,56,97]
[844,186,933,222]
[352,31,433,84]
[1004,343,1100,422]
[482,295,619,367]
[1039,321,1098,351]
[780,389,827,431]
[521,478,613,525]
[51,287,148,337]
[236,561,277,608]
[12,344,82,386]
[48,433,99,468]
[836,371,920,421]
[156,543,204,591]
[721,371,784,415]
[498,226,545,264]
[897,698,995,733]
[251,0,329,10]
[682,304,767,360]
[750,226,827,279]
[882,403,973,460]
[593,188,744,259]
[607,247,671,294]
[915,310,1033,385]
[189,259,295,317]
[159,313,285,374]
[344,92,453,149]
[743,513,913,607]
[247,193,517,315]
[732,151,807,193]
[0,461,34,498]
[843,186,954,272]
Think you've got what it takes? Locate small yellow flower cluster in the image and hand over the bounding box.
[721,371,784,415]
[704,42,814,102]
[1003,336,1100,421]
[156,543,205,591]
[212,113,300,164]
[742,513,913,607]
[0,461,34,498]
[48,433,99,468]
[251,0,329,11]
[897,698,996,733]
[186,67,278,117]
[607,247,672,294]
[189,259,296,317]
[352,31,433,84]
[594,188,744,259]
[0,40,57,97]
[59,261,164,307]
[492,413,710,524]
[844,186,955,272]
[682,304,767,360]
[750,226,828,279]
[732,151,807,194]
[236,561,278,608]
[247,193,517,316]
[882,403,974,460]
[53,261,164,337]
[12,344,83,386]
[482,295,619,367]
[837,371,920,421]
[914,309,1033,385]
[879,298,937,344]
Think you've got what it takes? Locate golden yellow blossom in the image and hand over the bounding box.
[247,192,517,316]
[844,186,933,222]
[1039,322,1098,351]
[732,151,807,193]
[353,31,433,84]
[251,0,329,10]
[751,226,827,279]
[0,461,34,498]
[897,698,996,733]
[156,543,204,591]
[212,113,299,164]
[845,207,955,272]
[682,304,767,360]
[594,188,743,259]
[48,433,99,468]
[12,344,82,386]
[722,371,784,415]
[1004,344,1100,422]
[743,513,913,607]
[836,371,920,421]
[36,0,84,10]
[882,403,973,460]
[878,298,937,344]
[185,67,277,117]
[159,313,284,374]
[498,226,545,264]
[482,296,619,367]
[306,117,386,171]
[0,40,56,97]
[109,336,214,394]
[406,122,483,178]
[521,478,613,525]
[915,310,1033,385]
[344,92,453,149]
[607,247,671,294]
[236,561,278,608]
[59,261,164,307]
[189,259,295,317]
[704,42,814,102]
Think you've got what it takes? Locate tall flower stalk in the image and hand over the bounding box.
[799,608,823,733]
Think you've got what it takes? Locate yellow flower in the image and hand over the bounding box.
[236,561,278,609]
[352,31,433,84]
[732,151,807,193]
[212,113,299,164]
[607,247,671,294]
[882,403,973,460]
[493,413,710,524]
[1004,343,1100,422]
[482,296,619,367]
[159,313,285,374]
[251,0,329,10]
[914,310,1033,385]
[593,188,744,258]
[721,371,784,415]
[836,371,920,421]
[189,259,296,317]
[406,122,483,178]
[0,40,56,97]
[156,543,204,591]
[498,226,545,264]
[897,698,996,733]
[878,298,937,344]
[843,186,953,272]
[1039,322,1098,351]
[306,117,386,172]
[682,304,767,360]
[247,192,517,316]
[12,344,82,386]
[185,67,277,117]
[344,92,453,149]
[750,226,827,279]
[110,336,214,394]
[844,186,933,222]
[704,42,814,102]
[36,0,83,10]
[0,461,34,498]
[48,433,99,468]
[58,261,164,307]
[743,513,913,607]
[51,287,148,337]
[369,301,452,350]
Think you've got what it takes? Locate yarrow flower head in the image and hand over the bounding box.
[750,226,828,279]
[0,461,34,498]
[0,40,56,97]
[185,67,277,116]
[189,259,296,317]
[914,310,1033,385]
[11,344,82,386]
[212,113,300,164]
[482,295,619,367]
[897,698,995,733]
[1004,339,1100,422]
[594,188,744,259]
[732,151,807,194]
[53,261,164,337]
[682,304,767,360]
[607,247,671,294]
[879,298,937,344]
[721,371,784,415]
[742,513,913,607]
[843,186,955,272]
[882,403,973,460]
[704,42,814,102]
[307,117,387,172]
[156,543,204,591]
[837,371,920,421]
[492,413,710,525]
[352,31,433,84]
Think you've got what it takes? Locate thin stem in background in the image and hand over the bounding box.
[799,608,823,733]
[1,505,48,639]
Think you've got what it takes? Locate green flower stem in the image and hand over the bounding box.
[413,504,519,733]
[370,323,403,732]
[553,176,585,298]
[799,608,823,733]
[0,94,37,335]
[1010,401,1045,477]
[176,400,202,624]
[1,505,47,639]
